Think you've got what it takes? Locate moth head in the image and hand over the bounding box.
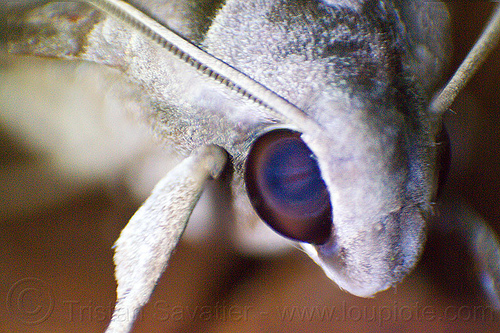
[244,109,449,296]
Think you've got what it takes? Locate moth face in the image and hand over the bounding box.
[206,0,452,297]
[3,1,498,331]
[244,112,448,296]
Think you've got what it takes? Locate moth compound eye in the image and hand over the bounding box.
[245,129,332,245]
[435,123,451,199]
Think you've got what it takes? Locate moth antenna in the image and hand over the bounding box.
[430,3,500,116]
[84,0,321,132]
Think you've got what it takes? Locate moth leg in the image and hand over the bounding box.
[457,206,500,309]
[435,200,500,309]
[106,145,227,333]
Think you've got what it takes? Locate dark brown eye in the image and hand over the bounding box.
[244,129,332,245]
[435,123,451,199]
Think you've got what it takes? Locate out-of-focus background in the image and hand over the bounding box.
[1,1,499,332]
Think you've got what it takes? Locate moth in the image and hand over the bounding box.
[1,1,500,332]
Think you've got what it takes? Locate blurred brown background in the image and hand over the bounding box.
[1,1,500,332]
